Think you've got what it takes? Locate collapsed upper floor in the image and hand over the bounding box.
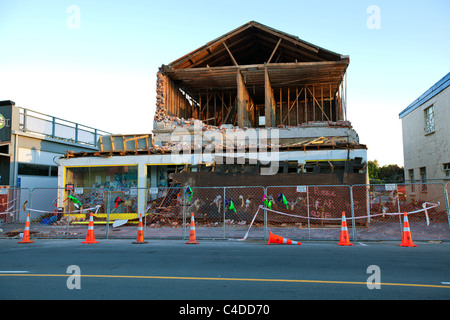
[155,21,349,130]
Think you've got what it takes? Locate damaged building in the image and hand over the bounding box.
[58,21,367,216]
[152,21,367,187]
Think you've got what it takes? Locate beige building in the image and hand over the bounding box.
[399,72,450,182]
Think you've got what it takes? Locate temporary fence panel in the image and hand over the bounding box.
[103,188,140,239]
[352,183,450,241]
[61,187,184,240]
[135,186,184,240]
[183,187,222,240]
[0,188,31,239]
[182,186,266,240]
[446,182,450,220]
[400,183,449,241]
[265,185,352,241]
[0,187,28,223]
[223,186,266,239]
[29,187,98,239]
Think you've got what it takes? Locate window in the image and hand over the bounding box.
[420,167,427,191]
[424,105,435,134]
[65,165,138,188]
[444,163,450,179]
[420,167,427,182]
[18,163,58,177]
[408,169,414,182]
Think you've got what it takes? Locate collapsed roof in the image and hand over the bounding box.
[157,21,349,129]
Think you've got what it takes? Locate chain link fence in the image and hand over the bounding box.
[352,183,450,241]
[185,186,265,240]
[265,185,352,241]
[1,183,449,242]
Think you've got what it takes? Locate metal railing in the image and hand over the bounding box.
[19,107,111,148]
[1,182,449,241]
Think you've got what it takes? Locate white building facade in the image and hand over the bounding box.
[399,72,450,182]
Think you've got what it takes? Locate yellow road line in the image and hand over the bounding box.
[1,273,450,289]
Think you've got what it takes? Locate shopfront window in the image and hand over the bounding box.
[65,165,138,188]
[146,164,186,189]
[63,165,139,216]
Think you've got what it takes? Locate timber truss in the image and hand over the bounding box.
[158,21,349,129]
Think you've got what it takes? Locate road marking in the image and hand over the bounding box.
[0,271,29,273]
[1,273,450,289]
[358,242,368,246]
[442,282,450,285]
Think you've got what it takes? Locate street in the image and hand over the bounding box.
[0,239,449,304]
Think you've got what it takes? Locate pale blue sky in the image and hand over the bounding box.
[1,0,449,165]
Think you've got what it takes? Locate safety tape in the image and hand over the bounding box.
[0,206,20,216]
[27,205,101,215]
[260,202,440,221]
[0,198,20,215]
[238,202,441,241]
[1,205,101,215]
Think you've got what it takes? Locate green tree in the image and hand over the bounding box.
[379,164,404,182]
[368,160,404,183]
[368,160,380,182]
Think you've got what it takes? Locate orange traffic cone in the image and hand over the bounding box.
[338,211,353,246]
[82,212,99,244]
[399,212,417,247]
[18,212,34,244]
[186,212,199,244]
[133,213,148,244]
[267,231,301,245]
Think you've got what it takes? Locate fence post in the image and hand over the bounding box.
[349,185,356,241]
[223,187,226,239]
[263,186,268,240]
[105,200,110,239]
[366,184,371,224]
[444,182,450,233]
[29,188,35,223]
[306,186,310,239]
[182,188,187,240]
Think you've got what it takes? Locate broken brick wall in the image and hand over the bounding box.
[155,70,192,125]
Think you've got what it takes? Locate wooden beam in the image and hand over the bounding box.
[264,65,276,127]
[110,136,115,152]
[313,85,315,121]
[279,88,282,125]
[123,135,149,142]
[223,41,239,66]
[304,85,307,122]
[288,87,290,126]
[329,84,332,122]
[214,93,217,126]
[267,38,282,64]
[223,92,233,124]
[344,71,347,121]
[296,87,299,125]
[283,87,303,124]
[321,86,324,121]
[237,69,251,128]
[306,86,330,121]
[221,92,224,126]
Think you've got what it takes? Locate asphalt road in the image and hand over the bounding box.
[0,238,449,304]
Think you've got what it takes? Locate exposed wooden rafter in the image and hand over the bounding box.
[267,38,282,64]
[223,41,239,66]
[159,21,349,128]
